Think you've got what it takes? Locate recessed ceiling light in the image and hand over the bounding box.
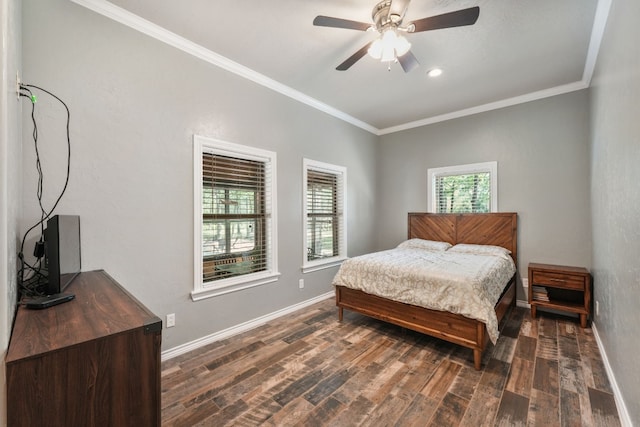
[427,68,443,77]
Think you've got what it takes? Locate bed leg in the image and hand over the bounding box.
[473,350,482,370]
[338,307,343,322]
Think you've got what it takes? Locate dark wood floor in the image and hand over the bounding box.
[161,298,621,426]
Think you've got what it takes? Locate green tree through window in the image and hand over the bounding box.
[428,162,497,213]
[436,172,491,213]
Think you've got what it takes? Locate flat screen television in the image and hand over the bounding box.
[44,215,81,295]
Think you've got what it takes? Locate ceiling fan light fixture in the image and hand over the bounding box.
[368,28,411,62]
[368,39,383,59]
[395,34,411,57]
[381,43,396,62]
[379,29,398,61]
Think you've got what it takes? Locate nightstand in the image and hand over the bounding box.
[528,263,592,328]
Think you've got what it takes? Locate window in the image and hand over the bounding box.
[193,135,278,300]
[302,159,347,273]
[427,161,498,213]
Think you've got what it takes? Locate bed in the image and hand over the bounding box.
[333,212,518,370]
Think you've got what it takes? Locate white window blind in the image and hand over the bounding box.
[202,153,268,282]
[428,161,498,213]
[307,170,338,260]
[303,159,346,272]
[193,135,278,300]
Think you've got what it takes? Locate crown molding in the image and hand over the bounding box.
[378,80,589,135]
[582,0,612,85]
[69,0,378,135]
[71,0,610,137]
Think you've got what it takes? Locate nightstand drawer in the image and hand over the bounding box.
[532,271,585,290]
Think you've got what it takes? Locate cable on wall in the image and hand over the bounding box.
[17,84,72,298]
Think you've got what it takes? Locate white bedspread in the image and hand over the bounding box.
[332,247,516,343]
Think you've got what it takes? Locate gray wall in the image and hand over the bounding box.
[377,91,592,300]
[590,0,640,422]
[1,0,22,423]
[21,0,378,351]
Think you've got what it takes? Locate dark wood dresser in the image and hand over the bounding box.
[6,270,162,426]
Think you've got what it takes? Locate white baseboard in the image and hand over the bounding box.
[592,322,633,427]
[161,291,334,361]
[518,281,531,308]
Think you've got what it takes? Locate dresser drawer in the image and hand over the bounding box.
[532,271,585,290]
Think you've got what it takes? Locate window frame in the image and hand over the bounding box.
[302,158,347,273]
[427,161,498,213]
[193,135,279,301]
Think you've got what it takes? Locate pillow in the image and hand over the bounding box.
[397,239,452,252]
[448,243,511,257]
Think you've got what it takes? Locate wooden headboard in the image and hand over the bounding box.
[408,213,518,266]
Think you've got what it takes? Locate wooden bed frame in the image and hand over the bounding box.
[335,212,518,370]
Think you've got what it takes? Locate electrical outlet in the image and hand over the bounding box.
[298,279,304,289]
[166,313,176,328]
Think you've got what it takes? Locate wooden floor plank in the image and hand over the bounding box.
[324,394,374,427]
[398,394,440,426]
[361,360,407,404]
[332,363,382,405]
[272,369,325,407]
[477,357,511,398]
[588,387,621,427]
[492,335,517,363]
[460,390,501,426]
[304,369,352,405]
[514,335,538,362]
[536,334,559,360]
[587,356,614,393]
[559,357,586,395]
[261,396,314,427]
[500,309,523,339]
[160,300,620,427]
[420,359,462,400]
[505,356,534,397]
[560,388,583,427]
[449,365,483,401]
[494,390,529,427]
[365,391,414,426]
[297,396,345,425]
[427,392,469,427]
[519,313,539,338]
[558,335,581,361]
[533,357,560,395]
[539,316,558,338]
[216,365,285,409]
[527,389,560,426]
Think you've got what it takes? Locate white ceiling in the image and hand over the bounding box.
[74,0,608,135]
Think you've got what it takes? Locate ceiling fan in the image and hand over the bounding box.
[313,0,480,72]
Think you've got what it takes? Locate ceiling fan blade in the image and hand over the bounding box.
[336,42,373,71]
[409,6,480,33]
[397,50,419,73]
[313,15,372,31]
[388,0,411,22]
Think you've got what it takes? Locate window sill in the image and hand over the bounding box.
[191,271,281,301]
[302,257,346,274]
